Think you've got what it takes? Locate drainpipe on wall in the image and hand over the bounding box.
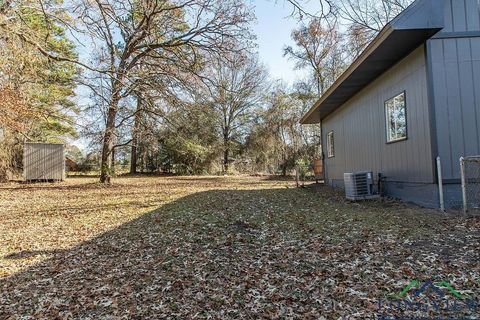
[460,157,467,215]
[436,156,445,212]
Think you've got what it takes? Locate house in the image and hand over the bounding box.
[301,0,480,208]
[65,156,79,172]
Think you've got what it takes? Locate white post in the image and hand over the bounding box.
[436,156,445,212]
[295,165,300,188]
[460,157,467,214]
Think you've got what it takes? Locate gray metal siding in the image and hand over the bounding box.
[438,0,480,33]
[24,143,65,181]
[428,35,480,180]
[322,46,434,184]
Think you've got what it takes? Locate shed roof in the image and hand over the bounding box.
[300,0,444,124]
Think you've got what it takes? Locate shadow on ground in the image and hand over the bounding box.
[1,187,479,318]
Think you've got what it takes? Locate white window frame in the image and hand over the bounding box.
[327,131,335,158]
[385,91,407,143]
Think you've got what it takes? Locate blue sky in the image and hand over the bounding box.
[252,0,308,85]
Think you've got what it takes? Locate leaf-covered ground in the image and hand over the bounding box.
[0,175,479,319]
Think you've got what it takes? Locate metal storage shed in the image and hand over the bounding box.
[23,143,66,181]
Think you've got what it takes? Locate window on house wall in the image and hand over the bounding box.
[385,92,407,143]
[327,131,334,158]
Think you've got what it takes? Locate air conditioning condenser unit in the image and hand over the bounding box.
[344,171,380,201]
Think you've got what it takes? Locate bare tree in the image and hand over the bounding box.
[284,18,346,95]
[284,0,414,97]
[202,54,268,173]
[245,84,318,175]
[283,0,334,19]
[69,0,253,183]
[267,89,303,176]
[334,0,413,49]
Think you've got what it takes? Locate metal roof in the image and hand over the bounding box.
[300,0,444,124]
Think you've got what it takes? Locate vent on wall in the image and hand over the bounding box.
[344,171,380,201]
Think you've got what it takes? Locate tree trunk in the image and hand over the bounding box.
[130,143,137,174]
[111,146,115,174]
[223,132,229,173]
[223,147,229,173]
[100,92,120,183]
[141,147,147,173]
[281,152,287,176]
[130,98,141,174]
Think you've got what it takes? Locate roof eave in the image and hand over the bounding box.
[300,25,394,125]
[300,0,445,125]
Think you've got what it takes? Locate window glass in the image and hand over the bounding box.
[327,131,334,158]
[385,92,407,142]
